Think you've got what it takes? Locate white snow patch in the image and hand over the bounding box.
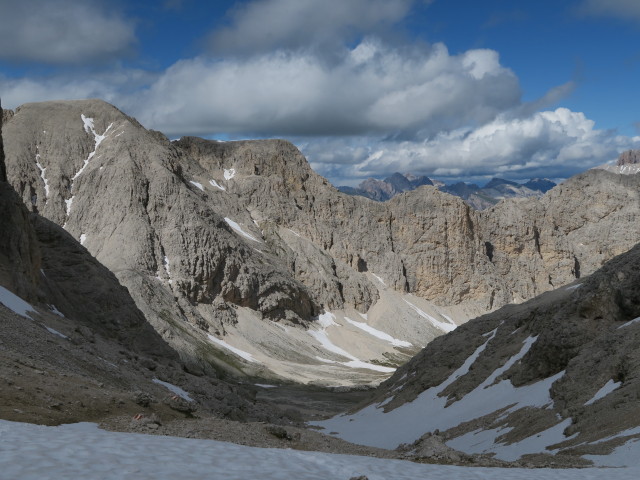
[44,326,68,339]
[81,114,94,133]
[163,255,173,284]
[317,311,339,328]
[224,217,262,242]
[341,360,395,373]
[208,334,260,364]
[49,304,64,317]
[35,154,50,199]
[75,115,113,180]
[565,283,582,291]
[79,234,87,245]
[313,332,566,456]
[152,379,193,402]
[588,426,640,446]
[436,310,456,325]
[372,274,386,285]
[309,313,395,373]
[0,286,36,319]
[315,356,337,364]
[224,168,236,180]
[584,379,622,406]
[618,317,640,329]
[344,317,412,347]
[287,228,301,237]
[447,419,575,462]
[255,384,277,389]
[189,180,204,191]
[64,196,74,216]
[403,299,457,333]
[309,329,353,359]
[209,179,226,190]
[3,420,638,478]
[586,437,640,467]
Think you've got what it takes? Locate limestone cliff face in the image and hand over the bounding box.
[3,100,640,380]
[480,170,640,303]
[5,101,640,318]
[0,99,6,182]
[0,100,174,359]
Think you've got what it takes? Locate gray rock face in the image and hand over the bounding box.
[341,173,556,209]
[338,173,433,202]
[325,242,640,463]
[617,149,640,166]
[3,99,639,381]
[480,171,640,304]
[0,99,5,182]
[1,109,299,426]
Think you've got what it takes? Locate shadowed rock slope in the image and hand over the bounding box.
[316,243,640,465]
[3,99,639,384]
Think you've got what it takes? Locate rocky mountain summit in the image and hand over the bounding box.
[596,149,640,175]
[338,172,433,201]
[618,149,640,165]
[0,98,307,428]
[316,242,640,466]
[340,173,557,210]
[2,99,639,386]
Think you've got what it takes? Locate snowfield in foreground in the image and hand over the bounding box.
[0,420,638,480]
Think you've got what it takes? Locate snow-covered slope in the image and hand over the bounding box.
[315,243,640,466]
[2,420,639,478]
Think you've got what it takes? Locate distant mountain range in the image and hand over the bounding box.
[338,174,557,209]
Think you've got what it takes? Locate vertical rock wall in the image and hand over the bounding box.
[0,97,6,182]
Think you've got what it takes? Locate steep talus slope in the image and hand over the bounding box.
[316,243,640,465]
[3,99,639,385]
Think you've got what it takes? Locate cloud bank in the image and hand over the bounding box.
[209,0,413,55]
[131,40,520,138]
[1,0,638,186]
[0,0,136,65]
[305,108,640,185]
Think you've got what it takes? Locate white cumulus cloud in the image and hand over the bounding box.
[305,108,640,185]
[129,40,520,139]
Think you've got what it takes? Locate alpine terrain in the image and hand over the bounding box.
[2,99,639,387]
[1,98,640,473]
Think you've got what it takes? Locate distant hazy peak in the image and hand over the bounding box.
[618,149,640,166]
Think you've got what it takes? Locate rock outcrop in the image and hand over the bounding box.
[0,98,306,427]
[0,99,5,182]
[338,173,433,201]
[3,99,639,384]
[596,149,640,175]
[618,149,640,166]
[316,242,640,466]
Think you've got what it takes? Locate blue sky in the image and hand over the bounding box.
[1,0,639,186]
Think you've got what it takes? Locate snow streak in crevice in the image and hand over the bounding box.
[64,115,113,226]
